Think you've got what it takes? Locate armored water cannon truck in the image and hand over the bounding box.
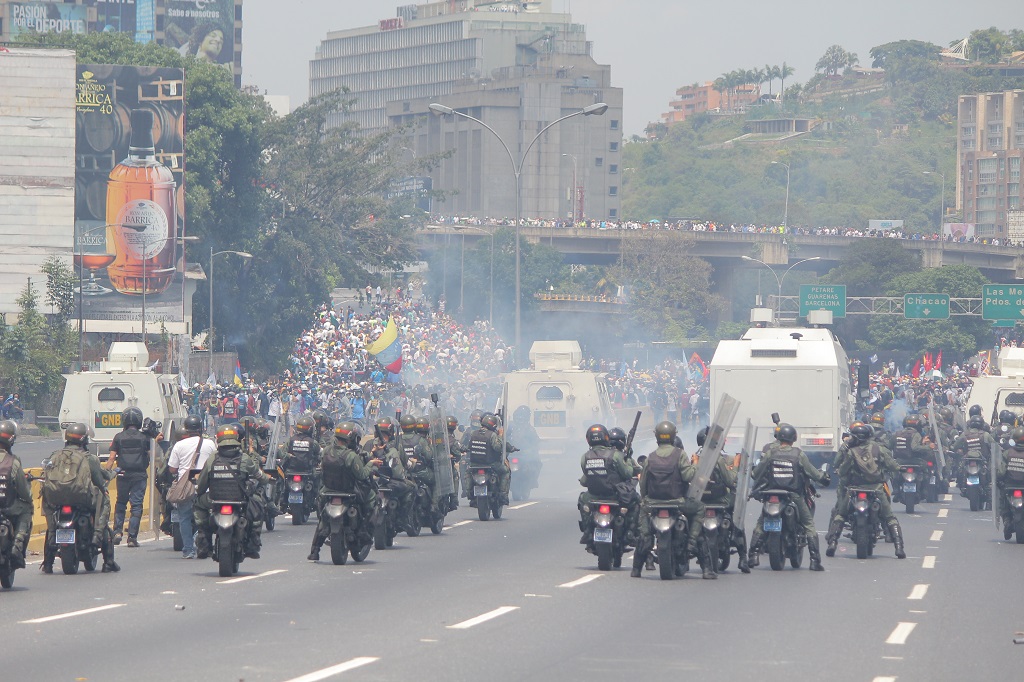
[58,342,188,454]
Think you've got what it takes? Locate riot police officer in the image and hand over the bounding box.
[695,426,749,574]
[578,424,635,545]
[467,413,514,507]
[371,417,415,531]
[0,420,32,569]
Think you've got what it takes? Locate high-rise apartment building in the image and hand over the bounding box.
[957,90,1024,237]
[311,0,623,221]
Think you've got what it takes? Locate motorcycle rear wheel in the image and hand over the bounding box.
[290,503,306,525]
[217,529,236,577]
[83,545,99,572]
[0,566,12,588]
[904,491,916,514]
[477,497,491,521]
[60,545,79,575]
[926,484,938,504]
[658,533,675,580]
[854,521,870,560]
[790,542,804,569]
[767,533,784,571]
[430,514,445,535]
[967,487,981,512]
[492,502,503,520]
[331,533,348,565]
[596,541,613,571]
[374,522,387,550]
[265,512,276,532]
[1017,528,1024,545]
[351,539,371,563]
[407,506,422,536]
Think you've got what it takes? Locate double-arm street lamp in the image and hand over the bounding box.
[428,101,609,356]
[741,255,821,324]
[922,171,946,232]
[770,160,791,228]
[208,248,253,380]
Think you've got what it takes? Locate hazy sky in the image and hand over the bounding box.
[243,0,1023,135]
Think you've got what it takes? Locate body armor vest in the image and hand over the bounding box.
[116,430,149,472]
[1006,452,1024,482]
[965,434,984,459]
[768,450,801,492]
[584,448,621,497]
[0,455,12,507]
[645,448,687,500]
[893,430,914,460]
[321,448,355,492]
[208,454,245,502]
[288,437,315,470]
[469,431,492,466]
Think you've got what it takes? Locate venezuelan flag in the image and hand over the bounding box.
[366,317,403,373]
[233,360,244,387]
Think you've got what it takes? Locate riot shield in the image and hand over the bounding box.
[731,419,757,533]
[500,381,509,467]
[991,441,1001,530]
[428,402,455,499]
[927,399,947,475]
[265,416,284,471]
[954,405,967,433]
[688,393,741,501]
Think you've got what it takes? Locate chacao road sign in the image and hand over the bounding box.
[982,285,1024,321]
[799,284,846,318]
[903,294,950,319]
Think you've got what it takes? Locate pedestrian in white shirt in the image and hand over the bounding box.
[167,418,218,559]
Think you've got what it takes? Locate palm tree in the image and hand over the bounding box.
[751,67,766,100]
[764,64,780,98]
[779,62,795,106]
[712,77,726,111]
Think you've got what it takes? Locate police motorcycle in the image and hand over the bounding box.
[49,502,102,574]
[321,492,373,564]
[752,488,805,570]
[256,420,284,531]
[0,512,18,587]
[408,401,454,534]
[286,470,317,525]
[646,502,691,580]
[470,464,502,522]
[372,473,400,549]
[961,454,991,512]
[1005,484,1024,544]
[843,487,883,559]
[582,498,628,571]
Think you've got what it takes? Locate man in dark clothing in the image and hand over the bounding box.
[107,407,151,548]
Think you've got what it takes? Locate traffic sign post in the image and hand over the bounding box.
[799,284,846,318]
[904,293,950,320]
[982,285,1024,321]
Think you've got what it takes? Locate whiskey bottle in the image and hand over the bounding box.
[106,108,178,295]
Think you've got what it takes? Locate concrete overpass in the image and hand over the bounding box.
[419,225,1024,280]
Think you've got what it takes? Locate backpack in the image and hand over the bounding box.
[850,443,883,483]
[43,447,95,507]
[645,448,686,500]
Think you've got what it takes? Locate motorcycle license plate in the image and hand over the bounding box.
[763,517,782,532]
[474,485,488,497]
[288,492,304,504]
[55,529,76,545]
[930,476,936,484]
[904,482,917,493]
[967,476,981,486]
[593,528,613,543]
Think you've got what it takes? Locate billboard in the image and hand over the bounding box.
[74,64,186,330]
[943,223,976,241]
[8,2,87,37]
[162,0,235,72]
[867,219,904,231]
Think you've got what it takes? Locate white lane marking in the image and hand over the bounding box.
[909,610,927,614]
[280,657,380,682]
[922,555,936,569]
[873,677,897,682]
[930,530,943,542]
[937,508,949,518]
[218,569,288,584]
[508,501,538,510]
[448,520,473,528]
[20,603,126,624]
[524,593,552,598]
[908,584,929,600]
[942,494,953,501]
[559,574,603,588]
[886,622,918,645]
[447,606,519,629]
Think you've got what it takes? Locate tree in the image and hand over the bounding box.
[0,279,72,411]
[779,62,795,106]
[870,40,941,69]
[816,45,857,77]
[967,27,1008,63]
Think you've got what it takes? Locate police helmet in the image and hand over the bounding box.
[65,422,89,447]
[375,417,396,441]
[654,421,677,445]
[0,419,17,448]
[608,427,627,451]
[513,405,530,423]
[122,407,144,429]
[256,420,272,439]
[446,416,459,433]
[415,416,430,435]
[696,425,710,448]
[295,416,315,434]
[481,413,500,432]
[672,435,684,448]
[586,424,610,447]
[1013,427,1024,451]
[216,424,242,448]
[968,414,986,430]
[312,410,328,429]
[969,404,983,418]
[469,409,484,427]
[850,422,873,445]
[183,415,203,434]
[1000,410,1017,426]
[777,423,797,443]
[238,415,257,435]
[940,406,954,423]
[903,414,920,430]
[334,421,362,448]
[400,415,417,433]
[869,412,885,426]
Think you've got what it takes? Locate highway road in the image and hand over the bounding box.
[3,451,1022,682]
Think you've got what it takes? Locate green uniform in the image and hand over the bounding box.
[372,437,415,528]
[194,445,267,558]
[466,427,512,505]
[996,446,1024,530]
[750,443,825,547]
[578,444,640,546]
[833,440,905,557]
[636,444,705,570]
[699,448,749,573]
[309,440,379,557]
[0,447,33,565]
[448,434,464,502]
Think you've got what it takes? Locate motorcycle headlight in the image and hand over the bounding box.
[473,474,486,485]
[288,481,303,492]
[594,512,613,528]
[326,503,346,519]
[652,516,673,533]
[703,515,720,531]
[764,502,782,516]
[902,471,915,482]
[967,462,980,475]
[214,512,236,529]
[853,499,870,513]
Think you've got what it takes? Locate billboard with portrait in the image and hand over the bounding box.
[161,0,235,72]
[74,64,186,331]
[943,223,976,241]
[8,2,87,37]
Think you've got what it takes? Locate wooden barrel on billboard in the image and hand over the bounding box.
[81,102,131,154]
[76,175,108,222]
[139,101,179,151]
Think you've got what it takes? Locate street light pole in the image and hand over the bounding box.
[454,225,495,324]
[741,255,821,325]
[771,161,790,228]
[208,248,253,382]
[923,171,945,232]
[562,153,578,223]
[429,101,609,359]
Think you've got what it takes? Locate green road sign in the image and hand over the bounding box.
[903,293,950,319]
[799,284,846,318]
[993,320,1018,328]
[982,284,1024,321]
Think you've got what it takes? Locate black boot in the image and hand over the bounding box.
[41,535,55,574]
[699,537,717,580]
[748,541,760,568]
[890,522,906,559]
[308,536,323,562]
[734,530,750,574]
[631,551,645,578]
[808,535,825,571]
[101,535,120,573]
[825,517,844,558]
[195,530,211,560]
[10,535,27,570]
